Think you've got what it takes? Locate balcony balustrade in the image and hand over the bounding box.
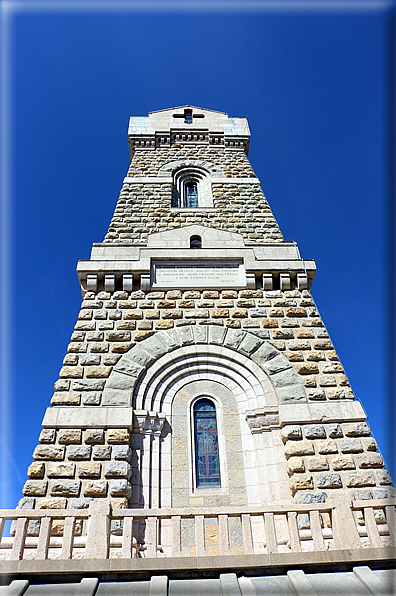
[0,496,394,568]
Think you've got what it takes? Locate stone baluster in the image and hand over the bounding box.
[146,516,158,558]
[218,514,230,556]
[61,516,76,560]
[385,504,396,545]
[363,507,382,549]
[85,500,110,559]
[309,510,325,551]
[36,516,52,560]
[330,492,361,550]
[264,512,278,553]
[241,513,254,554]
[10,517,28,560]
[195,515,205,556]
[287,511,302,552]
[121,515,135,558]
[171,515,181,557]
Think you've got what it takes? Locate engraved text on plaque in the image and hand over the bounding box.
[152,261,245,289]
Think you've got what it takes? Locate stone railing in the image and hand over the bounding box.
[0,497,394,563]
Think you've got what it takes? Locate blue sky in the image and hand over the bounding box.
[0,0,394,508]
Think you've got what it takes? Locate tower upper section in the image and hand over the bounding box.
[103,105,284,245]
[77,107,317,295]
[128,105,251,158]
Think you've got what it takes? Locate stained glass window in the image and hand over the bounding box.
[194,399,221,488]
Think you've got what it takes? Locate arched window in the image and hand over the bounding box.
[171,166,214,208]
[190,235,202,249]
[194,398,221,488]
[185,182,198,208]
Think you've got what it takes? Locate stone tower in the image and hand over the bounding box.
[2,106,394,594]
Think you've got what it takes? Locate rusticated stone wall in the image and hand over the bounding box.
[103,146,284,244]
[53,287,354,401]
[18,287,394,516]
[282,421,393,504]
[126,146,256,178]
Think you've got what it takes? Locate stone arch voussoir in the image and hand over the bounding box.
[158,159,224,178]
[102,326,307,407]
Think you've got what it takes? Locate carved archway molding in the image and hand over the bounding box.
[102,325,307,407]
[158,159,224,177]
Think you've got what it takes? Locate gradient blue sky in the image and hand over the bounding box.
[1,0,394,508]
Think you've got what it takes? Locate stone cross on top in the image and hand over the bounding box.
[172,107,205,124]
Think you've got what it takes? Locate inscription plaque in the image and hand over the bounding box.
[152,261,245,289]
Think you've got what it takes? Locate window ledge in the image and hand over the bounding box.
[170,207,216,212]
[190,488,228,497]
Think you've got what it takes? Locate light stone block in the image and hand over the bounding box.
[270,368,300,388]
[33,445,65,460]
[104,461,132,479]
[101,388,131,406]
[109,479,132,498]
[105,370,135,391]
[42,407,133,429]
[22,480,48,496]
[47,463,75,478]
[67,445,92,460]
[78,463,101,478]
[49,480,81,497]
[92,445,112,460]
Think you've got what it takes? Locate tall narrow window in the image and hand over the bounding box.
[185,182,198,208]
[172,166,214,209]
[194,399,221,488]
[184,109,193,124]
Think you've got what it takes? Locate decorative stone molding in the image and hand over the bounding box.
[140,273,150,291]
[131,411,166,509]
[86,274,98,292]
[171,131,208,145]
[262,273,273,290]
[224,136,250,153]
[104,274,115,292]
[123,274,133,292]
[245,408,280,433]
[123,176,260,185]
[278,401,367,426]
[158,159,224,178]
[246,272,256,289]
[297,272,308,290]
[133,347,273,416]
[42,407,133,429]
[129,135,155,150]
[102,326,307,407]
[134,411,166,436]
[123,176,173,184]
[280,273,291,291]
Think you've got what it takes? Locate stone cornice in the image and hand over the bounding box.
[42,407,133,429]
[128,131,250,156]
[245,407,280,433]
[122,176,260,184]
